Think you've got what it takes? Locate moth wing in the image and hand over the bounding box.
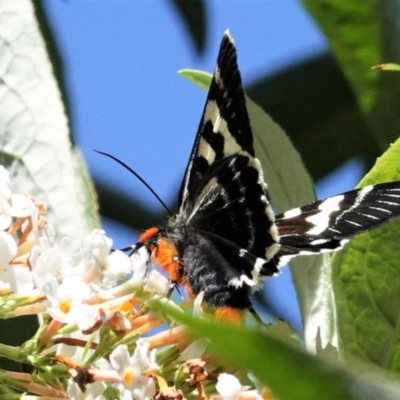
[276,182,400,260]
[179,31,255,211]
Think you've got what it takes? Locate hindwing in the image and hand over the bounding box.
[276,182,400,261]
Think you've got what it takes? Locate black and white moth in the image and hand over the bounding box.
[133,31,400,321]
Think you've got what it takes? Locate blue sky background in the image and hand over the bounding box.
[43,0,364,330]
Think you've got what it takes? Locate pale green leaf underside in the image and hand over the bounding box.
[0,1,99,239]
[333,137,400,370]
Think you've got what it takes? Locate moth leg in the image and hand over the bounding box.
[248,306,264,325]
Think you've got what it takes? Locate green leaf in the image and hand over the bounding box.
[301,0,380,111]
[170,0,207,55]
[179,69,338,353]
[179,69,210,91]
[332,137,400,370]
[302,0,400,150]
[156,300,400,400]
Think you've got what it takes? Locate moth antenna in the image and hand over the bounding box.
[94,150,173,216]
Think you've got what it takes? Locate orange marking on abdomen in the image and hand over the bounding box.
[155,238,182,282]
[138,227,160,244]
[215,307,244,324]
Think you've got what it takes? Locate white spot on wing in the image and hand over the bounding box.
[376,200,400,206]
[265,242,280,262]
[278,255,294,267]
[204,100,242,156]
[368,206,392,214]
[224,29,234,44]
[198,137,216,164]
[271,224,280,242]
[358,185,374,197]
[228,274,256,288]
[254,258,265,274]
[309,238,330,246]
[344,220,362,227]
[306,195,344,235]
[214,65,222,88]
[239,249,248,257]
[359,212,379,220]
[187,176,219,221]
[282,207,302,219]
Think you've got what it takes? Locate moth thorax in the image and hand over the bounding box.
[167,212,186,233]
[166,213,191,254]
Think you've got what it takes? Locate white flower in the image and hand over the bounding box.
[0,232,17,272]
[53,236,83,271]
[216,373,242,400]
[110,340,157,400]
[0,166,9,184]
[31,247,64,290]
[129,246,149,286]
[66,378,106,400]
[105,310,132,333]
[82,229,112,261]
[10,194,35,218]
[0,167,12,230]
[0,264,34,295]
[144,270,169,295]
[44,276,93,325]
[75,303,102,332]
[0,232,33,295]
[102,249,132,288]
[81,230,132,287]
[10,194,43,246]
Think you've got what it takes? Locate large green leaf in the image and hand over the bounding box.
[302,0,400,150]
[156,300,400,400]
[332,137,400,370]
[179,69,338,353]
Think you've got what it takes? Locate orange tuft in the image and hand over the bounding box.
[138,227,160,244]
[155,238,182,282]
[181,276,195,299]
[214,307,244,324]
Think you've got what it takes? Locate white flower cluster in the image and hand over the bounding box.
[0,167,269,400]
[66,339,157,400]
[0,166,169,322]
[0,166,171,400]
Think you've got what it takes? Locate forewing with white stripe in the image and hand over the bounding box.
[178,31,255,212]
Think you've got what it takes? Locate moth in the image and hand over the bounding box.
[132,31,400,321]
